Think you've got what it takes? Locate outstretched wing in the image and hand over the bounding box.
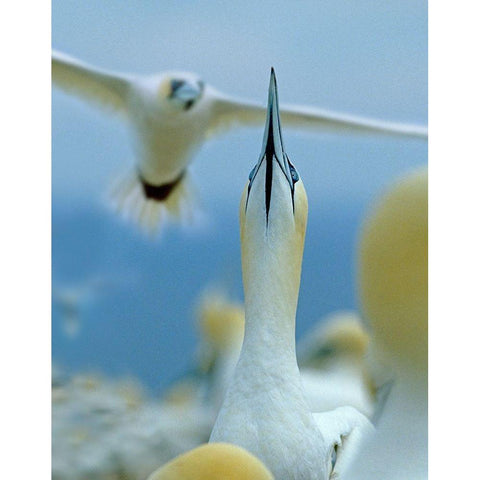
[207,93,427,140]
[52,50,132,114]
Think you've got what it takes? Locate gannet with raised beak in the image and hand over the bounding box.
[52,50,427,233]
[209,69,373,480]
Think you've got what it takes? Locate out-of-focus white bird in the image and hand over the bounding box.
[146,443,274,480]
[158,290,245,413]
[346,168,428,479]
[297,311,376,419]
[52,50,427,234]
[210,69,373,480]
[193,290,245,412]
[52,276,111,338]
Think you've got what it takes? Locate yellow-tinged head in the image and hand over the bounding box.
[147,443,274,480]
[157,73,205,111]
[239,69,308,325]
[196,291,245,350]
[357,168,427,369]
[298,311,370,368]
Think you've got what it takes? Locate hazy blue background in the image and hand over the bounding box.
[52,0,427,394]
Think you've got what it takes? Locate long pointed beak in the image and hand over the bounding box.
[247,68,297,221]
[261,68,285,164]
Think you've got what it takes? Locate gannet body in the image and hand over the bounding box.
[347,168,428,479]
[147,443,274,480]
[52,50,427,233]
[210,69,373,480]
[297,311,375,418]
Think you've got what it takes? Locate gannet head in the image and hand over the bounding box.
[240,69,308,319]
[158,72,205,111]
[298,311,370,368]
[197,292,245,349]
[147,443,274,480]
[358,168,427,370]
[195,291,245,372]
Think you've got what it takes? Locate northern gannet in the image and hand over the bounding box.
[194,290,245,411]
[346,168,428,479]
[209,69,373,479]
[52,50,427,233]
[159,290,245,413]
[147,443,274,480]
[297,311,375,418]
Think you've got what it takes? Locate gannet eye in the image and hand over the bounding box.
[168,78,203,111]
[248,166,256,181]
[289,162,299,184]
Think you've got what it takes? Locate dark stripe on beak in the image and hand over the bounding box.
[246,68,297,223]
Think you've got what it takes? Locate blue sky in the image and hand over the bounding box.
[52,0,427,391]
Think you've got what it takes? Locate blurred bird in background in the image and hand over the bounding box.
[190,293,376,419]
[347,168,428,479]
[52,50,427,234]
[297,311,376,419]
[146,443,274,480]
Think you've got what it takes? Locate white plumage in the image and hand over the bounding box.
[209,69,373,480]
[52,50,427,234]
[191,294,376,419]
[346,168,428,479]
[297,311,375,419]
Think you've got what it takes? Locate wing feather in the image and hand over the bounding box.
[52,50,132,114]
[208,94,427,140]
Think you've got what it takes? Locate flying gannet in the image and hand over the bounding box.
[52,50,427,233]
[147,443,274,480]
[346,168,428,479]
[209,69,373,480]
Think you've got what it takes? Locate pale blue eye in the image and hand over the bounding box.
[248,167,256,181]
[290,166,299,183]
